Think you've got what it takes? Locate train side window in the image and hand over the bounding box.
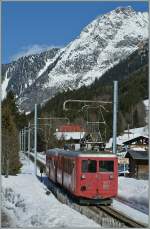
[82,160,97,173]
[99,161,114,172]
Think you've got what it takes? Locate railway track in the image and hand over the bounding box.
[25,152,148,228]
[92,206,148,228]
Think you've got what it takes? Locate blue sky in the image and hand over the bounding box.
[2,1,149,64]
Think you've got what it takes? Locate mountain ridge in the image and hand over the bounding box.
[2,6,148,111]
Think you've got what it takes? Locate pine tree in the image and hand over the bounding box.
[2,104,21,175]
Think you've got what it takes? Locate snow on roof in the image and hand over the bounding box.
[130,147,147,151]
[123,135,148,145]
[106,126,148,148]
[55,131,85,140]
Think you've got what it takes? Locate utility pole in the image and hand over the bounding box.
[23,128,26,153]
[20,130,22,151]
[5,158,9,178]
[22,129,24,152]
[19,131,21,152]
[112,81,118,154]
[28,122,31,161]
[34,104,37,176]
[21,129,23,152]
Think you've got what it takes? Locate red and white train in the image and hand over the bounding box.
[46,148,118,205]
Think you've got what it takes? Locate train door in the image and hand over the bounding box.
[80,159,98,195]
[97,159,117,197]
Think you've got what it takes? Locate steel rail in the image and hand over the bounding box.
[96,205,148,228]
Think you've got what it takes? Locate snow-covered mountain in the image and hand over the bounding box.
[2,6,148,111]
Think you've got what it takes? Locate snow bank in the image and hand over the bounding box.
[118,177,148,214]
[2,154,100,228]
[112,199,148,225]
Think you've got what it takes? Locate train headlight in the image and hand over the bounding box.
[81,174,86,179]
[109,174,114,179]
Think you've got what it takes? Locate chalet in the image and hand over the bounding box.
[125,150,148,179]
[123,135,149,150]
[54,124,85,150]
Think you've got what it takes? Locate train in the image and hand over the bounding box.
[46,148,118,205]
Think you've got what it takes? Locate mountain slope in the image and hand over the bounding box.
[38,47,148,140]
[2,6,148,111]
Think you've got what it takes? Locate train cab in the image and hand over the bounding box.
[75,152,118,204]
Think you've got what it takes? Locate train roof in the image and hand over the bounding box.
[46,148,117,158]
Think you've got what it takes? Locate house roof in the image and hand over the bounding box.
[123,135,149,145]
[58,124,84,132]
[125,150,149,160]
[106,126,148,148]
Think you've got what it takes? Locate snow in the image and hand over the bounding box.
[2,152,148,227]
[37,59,53,78]
[112,200,148,225]
[143,99,149,109]
[117,177,148,216]
[2,7,148,107]
[37,50,62,79]
[55,131,86,140]
[2,70,10,100]
[30,151,46,165]
[130,147,146,151]
[45,7,148,90]
[2,153,100,228]
[25,111,31,115]
[106,126,148,148]
[143,99,149,124]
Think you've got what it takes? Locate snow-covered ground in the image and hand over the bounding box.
[114,177,148,224]
[2,153,100,228]
[118,177,148,213]
[30,151,46,164]
[112,200,148,225]
[2,153,148,227]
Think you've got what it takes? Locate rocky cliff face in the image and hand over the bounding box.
[2,6,148,112]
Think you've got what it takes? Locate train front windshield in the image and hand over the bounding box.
[81,160,114,173]
[99,161,114,172]
[82,160,97,173]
